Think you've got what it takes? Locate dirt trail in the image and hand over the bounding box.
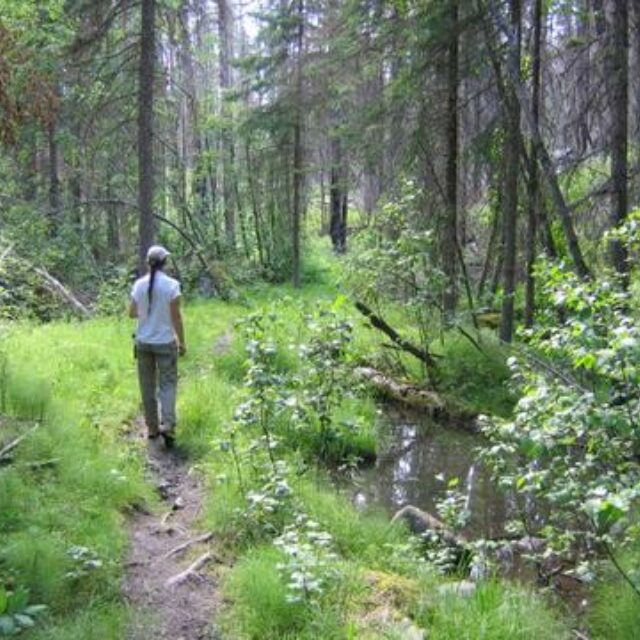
[123,425,221,640]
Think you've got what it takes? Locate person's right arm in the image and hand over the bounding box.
[170,296,186,356]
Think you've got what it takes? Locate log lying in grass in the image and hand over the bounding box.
[354,366,445,414]
[0,423,41,462]
[34,267,91,318]
[354,366,478,429]
[391,505,469,549]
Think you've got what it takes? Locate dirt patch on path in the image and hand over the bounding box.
[123,426,221,640]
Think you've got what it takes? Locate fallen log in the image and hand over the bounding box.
[0,423,41,461]
[391,505,469,548]
[34,268,91,318]
[354,367,445,414]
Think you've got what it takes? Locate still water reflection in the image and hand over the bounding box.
[350,407,509,539]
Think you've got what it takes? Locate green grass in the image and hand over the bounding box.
[435,330,515,418]
[28,604,129,640]
[412,580,571,640]
[589,546,640,640]
[0,255,565,639]
[0,319,152,635]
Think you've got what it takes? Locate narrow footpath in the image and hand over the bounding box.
[123,422,221,640]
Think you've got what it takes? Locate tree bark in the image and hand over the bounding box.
[137,0,156,273]
[608,0,629,280]
[329,135,348,253]
[499,0,521,343]
[525,0,543,327]
[217,0,236,252]
[47,119,61,234]
[443,0,459,318]
[291,0,304,287]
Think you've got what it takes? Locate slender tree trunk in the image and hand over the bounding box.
[47,119,61,233]
[137,0,156,273]
[291,0,304,287]
[246,140,265,267]
[608,0,629,280]
[443,0,459,318]
[499,0,521,343]
[484,0,591,279]
[217,0,236,251]
[329,135,348,253]
[525,0,543,327]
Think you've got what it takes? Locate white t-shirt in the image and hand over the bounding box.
[131,271,181,344]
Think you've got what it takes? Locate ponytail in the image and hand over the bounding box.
[147,258,166,309]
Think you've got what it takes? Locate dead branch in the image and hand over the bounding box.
[354,301,440,373]
[34,268,91,317]
[161,532,214,561]
[0,423,41,461]
[164,552,214,588]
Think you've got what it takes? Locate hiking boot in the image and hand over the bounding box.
[161,432,175,449]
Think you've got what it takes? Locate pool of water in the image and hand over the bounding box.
[347,406,510,539]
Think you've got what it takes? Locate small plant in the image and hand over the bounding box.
[0,584,47,636]
[274,514,338,604]
[296,302,357,465]
[65,546,103,581]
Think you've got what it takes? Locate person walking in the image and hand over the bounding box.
[129,245,186,447]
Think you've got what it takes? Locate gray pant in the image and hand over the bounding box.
[136,342,178,435]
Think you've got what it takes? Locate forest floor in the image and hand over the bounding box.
[122,418,221,640]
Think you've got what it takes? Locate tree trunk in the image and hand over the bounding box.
[499,0,521,343]
[291,0,304,287]
[47,119,61,233]
[137,0,156,273]
[217,0,236,252]
[525,0,543,327]
[329,135,348,254]
[484,0,591,280]
[443,0,459,318]
[608,0,629,280]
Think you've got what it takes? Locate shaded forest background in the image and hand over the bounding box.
[0,0,639,335]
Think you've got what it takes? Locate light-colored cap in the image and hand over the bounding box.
[146,245,170,263]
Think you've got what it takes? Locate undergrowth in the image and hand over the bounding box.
[0,250,568,639]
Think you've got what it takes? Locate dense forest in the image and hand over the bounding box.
[1,0,640,638]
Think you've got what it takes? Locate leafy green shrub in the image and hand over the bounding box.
[480,260,640,591]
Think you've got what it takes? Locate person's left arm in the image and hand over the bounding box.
[129,282,139,318]
[128,299,138,318]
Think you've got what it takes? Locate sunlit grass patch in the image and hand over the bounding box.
[28,602,128,640]
[221,545,367,640]
[412,579,570,640]
[0,317,150,630]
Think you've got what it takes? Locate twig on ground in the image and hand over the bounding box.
[164,552,214,588]
[161,532,214,561]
